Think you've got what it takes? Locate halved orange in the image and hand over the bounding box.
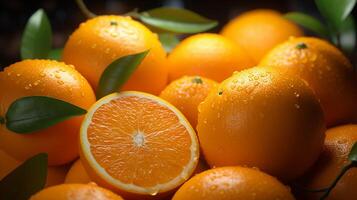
[79,91,199,198]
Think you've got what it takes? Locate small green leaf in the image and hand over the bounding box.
[21,9,52,60]
[348,141,357,162]
[96,50,149,99]
[6,96,87,134]
[315,0,357,30]
[138,7,218,34]
[339,15,356,53]
[158,33,180,52]
[47,48,63,61]
[285,12,329,38]
[0,153,48,200]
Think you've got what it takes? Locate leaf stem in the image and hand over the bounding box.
[319,162,355,199]
[75,0,96,19]
[124,8,140,18]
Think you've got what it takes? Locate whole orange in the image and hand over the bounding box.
[172,166,295,200]
[297,124,357,200]
[197,67,325,181]
[63,15,168,95]
[0,60,96,166]
[221,9,303,63]
[65,159,91,184]
[260,37,357,126]
[30,183,124,200]
[160,76,218,128]
[168,33,254,82]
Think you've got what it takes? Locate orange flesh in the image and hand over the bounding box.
[86,96,193,188]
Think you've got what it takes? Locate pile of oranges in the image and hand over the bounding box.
[1,8,357,200]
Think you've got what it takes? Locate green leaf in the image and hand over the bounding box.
[47,48,63,61]
[158,33,180,52]
[138,7,218,34]
[339,15,356,53]
[0,153,47,200]
[96,51,149,99]
[348,141,357,162]
[285,12,330,38]
[315,0,357,30]
[5,96,87,134]
[21,9,52,60]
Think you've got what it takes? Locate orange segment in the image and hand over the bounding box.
[80,92,199,197]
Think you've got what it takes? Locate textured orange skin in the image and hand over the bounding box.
[298,124,357,200]
[65,159,91,184]
[260,37,357,127]
[172,166,295,200]
[0,149,68,187]
[160,76,218,128]
[63,15,168,95]
[197,67,326,181]
[168,33,254,82]
[221,9,303,63]
[0,60,96,166]
[30,183,124,200]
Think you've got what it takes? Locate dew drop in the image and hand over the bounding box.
[294,104,300,109]
[16,73,21,77]
[40,72,46,77]
[55,74,61,79]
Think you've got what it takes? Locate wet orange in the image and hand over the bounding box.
[197,67,325,181]
[172,166,295,200]
[160,76,218,128]
[298,124,357,200]
[65,159,91,184]
[260,37,357,126]
[168,33,254,82]
[80,91,199,198]
[63,15,168,95]
[221,9,303,63]
[0,60,96,166]
[30,183,124,200]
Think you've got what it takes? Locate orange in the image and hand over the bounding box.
[172,166,295,200]
[0,149,19,180]
[297,124,357,200]
[30,183,124,200]
[221,9,303,63]
[0,60,96,166]
[197,67,325,181]
[160,76,218,128]
[63,15,168,95]
[65,159,91,184]
[260,37,357,126]
[65,158,205,187]
[79,91,199,198]
[0,149,67,187]
[168,33,254,82]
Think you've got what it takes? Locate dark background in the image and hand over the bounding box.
[0,0,353,67]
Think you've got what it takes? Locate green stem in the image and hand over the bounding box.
[124,8,140,18]
[75,0,96,19]
[320,163,355,200]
